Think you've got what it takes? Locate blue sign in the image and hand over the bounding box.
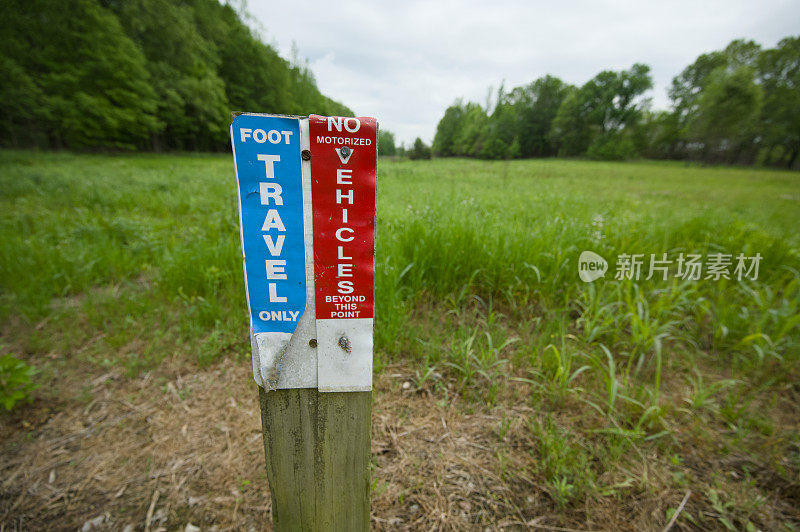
[231,115,306,334]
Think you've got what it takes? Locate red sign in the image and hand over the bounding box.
[309,115,376,320]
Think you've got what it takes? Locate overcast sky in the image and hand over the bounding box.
[247,0,798,146]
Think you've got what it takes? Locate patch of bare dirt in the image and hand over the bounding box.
[0,357,593,531]
[6,356,791,531]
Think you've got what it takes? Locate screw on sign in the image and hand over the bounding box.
[230,113,377,531]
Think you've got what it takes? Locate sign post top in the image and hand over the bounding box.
[230,113,377,392]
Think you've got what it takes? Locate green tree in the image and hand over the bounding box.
[549,88,590,156]
[378,130,397,156]
[635,110,682,159]
[196,1,292,116]
[433,101,466,156]
[510,75,571,157]
[0,0,161,149]
[108,0,229,150]
[582,64,652,135]
[194,1,352,120]
[669,51,729,128]
[409,138,432,160]
[0,56,46,147]
[757,36,800,168]
[669,39,763,163]
[480,96,517,159]
[0,0,352,151]
[689,66,763,164]
[550,64,652,159]
[435,77,571,159]
[452,103,489,156]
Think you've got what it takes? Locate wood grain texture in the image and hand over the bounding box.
[259,387,372,531]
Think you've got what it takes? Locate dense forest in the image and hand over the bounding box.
[433,37,800,168]
[0,0,353,151]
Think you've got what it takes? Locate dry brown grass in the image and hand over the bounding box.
[1,357,269,530]
[2,355,798,531]
[0,357,582,531]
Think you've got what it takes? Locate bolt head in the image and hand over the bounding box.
[338,336,352,353]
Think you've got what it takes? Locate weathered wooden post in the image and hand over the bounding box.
[230,113,377,530]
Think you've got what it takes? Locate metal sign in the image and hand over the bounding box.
[231,113,377,392]
[310,115,376,391]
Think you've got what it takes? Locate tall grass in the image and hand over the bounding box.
[3,152,798,376]
[376,159,799,375]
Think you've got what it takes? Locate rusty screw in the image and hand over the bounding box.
[338,336,352,353]
[301,149,311,160]
[309,338,317,348]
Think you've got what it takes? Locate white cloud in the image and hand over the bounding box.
[246,0,799,146]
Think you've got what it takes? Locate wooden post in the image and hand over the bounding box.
[232,113,377,529]
[258,387,372,530]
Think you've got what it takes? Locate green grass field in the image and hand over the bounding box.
[2,150,799,529]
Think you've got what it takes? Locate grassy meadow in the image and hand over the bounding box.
[1,150,799,530]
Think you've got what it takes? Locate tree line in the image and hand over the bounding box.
[377,131,432,160]
[432,37,799,168]
[0,0,353,151]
